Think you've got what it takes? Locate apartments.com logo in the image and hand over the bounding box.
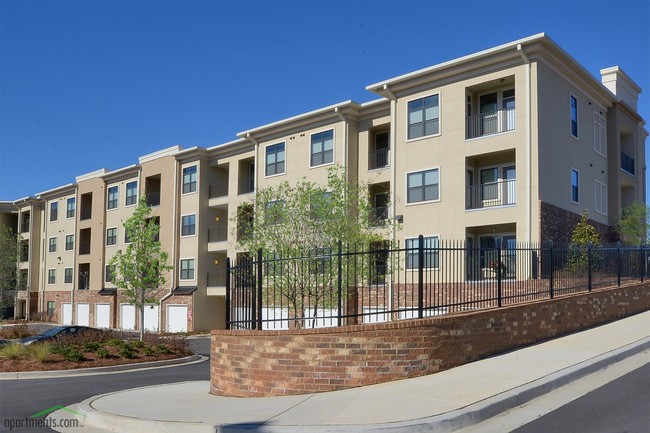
[3,405,83,431]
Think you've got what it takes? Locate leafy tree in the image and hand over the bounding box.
[0,225,20,314]
[567,210,602,273]
[618,202,648,245]
[109,197,172,340]
[235,166,393,326]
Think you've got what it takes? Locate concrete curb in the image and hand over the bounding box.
[68,337,650,433]
[0,354,206,380]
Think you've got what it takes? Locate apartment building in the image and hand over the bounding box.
[1,33,645,330]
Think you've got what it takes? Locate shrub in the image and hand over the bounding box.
[118,345,136,359]
[28,343,51,363]
[62,346,85,362]
[83,342,101,352]
[96,348,109,359]
[0,324,34,339]
[106,338,127,348]
[156,343,172,354]
[131,340,145,349]
[0,342,26,360]
[141,346,154,356]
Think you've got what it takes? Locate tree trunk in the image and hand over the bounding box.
[139,289,145,341]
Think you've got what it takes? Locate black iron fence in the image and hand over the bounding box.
[226,238,650,330]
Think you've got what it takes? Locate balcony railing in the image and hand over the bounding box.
[621,152,635,175]
[207,272,227,287]
[370,206,388,225]
[466,107,515,139]
[146,191,161,207]
[80,208,92,220]
[208,226,228,243]
[238,177,255,195]
[466,179,516,210]
[369,148,389,170]
[209,182,229,199]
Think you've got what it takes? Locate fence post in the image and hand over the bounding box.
[549,241,555,299]
[225,257,231,330]
[616,242,621,287]
[640,245,644,283]
[418,234,424,319]
[337,240,343,327]
[255,249,263,330]
[587,243,592,292]
[497,241,502,307]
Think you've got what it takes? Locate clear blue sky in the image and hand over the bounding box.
[1,0,648,200]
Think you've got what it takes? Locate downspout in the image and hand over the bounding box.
[517,44,532,248]
[382,84,397,316]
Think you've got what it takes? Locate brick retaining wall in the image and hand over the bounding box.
[210,283,650,397]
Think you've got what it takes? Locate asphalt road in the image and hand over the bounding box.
[0,337,210,433]
[512,362,650,433]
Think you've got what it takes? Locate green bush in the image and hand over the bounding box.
[156,343,172,354]
[28,343,51,363]
[62,346,84,362]
[0,342,26,360]
[96,348,109,359]
[141,346,154,356]
[83,342,101,352]
[131,340,145,349]
[118,345,136,359]
[106,338,127,347]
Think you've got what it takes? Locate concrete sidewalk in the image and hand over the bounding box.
[51,311,650,433]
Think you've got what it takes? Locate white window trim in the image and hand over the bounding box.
[570,168,580,204]
[125,181,138,207]
[179,257,196,281]
[595,180,608,216]
[593,111,607,158]
[405,167,441,206]
[64,267,73,285]
[106,227,118,247]
[309,128,336,169]
[180,213,197,238]
[66,197,76,219]
[48,237,57,253]
[405,234,441,270]
[107,184,119,211]
[570,93,579,140]
[264,142,287,178]
[47,269,56,285]
[405,92,442,143]
[182,165,199,196]
[65,234,74,251]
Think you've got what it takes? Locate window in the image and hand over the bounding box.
[407,169,439,203]
[107,186,118,209]
[182,166,197,194]
[594,112,606,156]
[126,181,138,206]
[311,129,334,167]
[265,143,285,176]
[65,234,74,251]
[406,236,439,269]
[105,265,115,283]
[595,181,608,215]
[180,259,195,280]
[48,269,56,285]
[408,94,439,139]
[570,95,578,138]
[124,230,132,244]
[46,301,55,317]
[106,228,117,246]
[181,214,196,236]
[64,268,73,284]
[571,169,580,203]
[66,197,76,218]
[310,191,332,220]
[49,237,57,253]
[265,200,284,225]
[50,202,58,222]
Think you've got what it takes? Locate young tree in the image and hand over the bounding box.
[567,210,602,273]
[618,201,648,245]
[109,196,172,340]
[235,166,393,326]
[0,225,20,315]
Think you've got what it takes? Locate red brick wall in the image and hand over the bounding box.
[211,283,650,397]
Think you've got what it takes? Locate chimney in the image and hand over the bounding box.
[600,66,642,111]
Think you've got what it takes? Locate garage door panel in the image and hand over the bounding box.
[95,304,110,328]
[62,303,72,325]
[144,305,159,331]
[76,303,90,326]
[120,304,136,330]
[167,305,187,333]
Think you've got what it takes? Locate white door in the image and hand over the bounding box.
[166,305,188,333]
[95,304,110,328]
[76,303,90,326]
[61,303,72,325]
[144,305,160,331]
[120,304,136,330]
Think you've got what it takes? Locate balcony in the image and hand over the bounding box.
[621,152,635,175]
[146,191,161,207]
[209,182,229,199]
[466,178,516,210]
[369,148,389,170]
[207,226,228,252]
[466,108,515,139]
[238,177,254,195]
[207,272,227,296]
[370,206,388,226]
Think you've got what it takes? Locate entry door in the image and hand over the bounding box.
[76,303,90,326]
[95,304,110,328]
[480,92,498,134]
[61,303,72,325]
[503,166,516,205]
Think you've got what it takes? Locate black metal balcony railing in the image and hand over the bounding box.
[466,107,516,139]
[621,152,635,175]
[207,272,227,287]
[80,208,92,220]
[369,148,389,170]
[209,182,229,199]
[146,191,161,207]
[208,226,229,243]
[466,179,517,210]
[370,206,388,225]
[238,177,255,195]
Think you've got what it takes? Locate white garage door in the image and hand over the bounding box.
[95,304,110,328]
[76,303,90,326]
[120,304,136,330]
[61,303,72,325]
[166,305,187,333]
[144,305,159,331]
